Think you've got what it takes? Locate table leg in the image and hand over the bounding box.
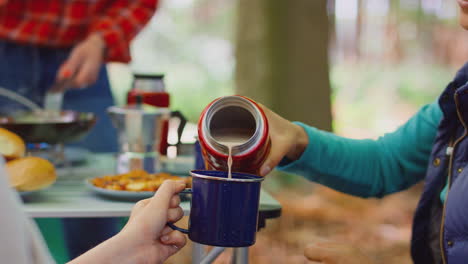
[200,247,226,264]
[192,242,205,264]
[232,247,249,264]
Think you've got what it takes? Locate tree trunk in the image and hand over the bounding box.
[356,0,364,59]
[235,0,333,131]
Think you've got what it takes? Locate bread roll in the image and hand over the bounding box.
[0,128,25,160]
[6,157,56,191]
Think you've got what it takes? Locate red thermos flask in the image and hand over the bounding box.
[197,95,270,175]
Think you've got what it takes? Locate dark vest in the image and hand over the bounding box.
[411,63,468,264]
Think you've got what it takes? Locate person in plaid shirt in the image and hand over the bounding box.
[0,0,156,82]
[0,0,159,261]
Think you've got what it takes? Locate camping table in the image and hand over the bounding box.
[22,154,282,264]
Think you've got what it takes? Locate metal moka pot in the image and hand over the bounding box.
[108,105,170,174]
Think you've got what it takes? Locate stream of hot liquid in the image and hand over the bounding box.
[216,135,251,179]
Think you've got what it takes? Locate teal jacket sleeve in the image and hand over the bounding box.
[277,101,442,198]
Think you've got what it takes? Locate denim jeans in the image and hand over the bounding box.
[0,40,120,260]
[0,40,119,152]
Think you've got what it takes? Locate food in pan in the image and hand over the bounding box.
[0,111,74,124]
[0,127,25,160]
[6,157,57,191]
[0,111,96,144]
[90,170,191,192]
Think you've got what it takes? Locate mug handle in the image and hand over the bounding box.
[167,188,192,234]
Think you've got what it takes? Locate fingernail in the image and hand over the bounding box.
[260,165,271,176]
[161,235,169,242]
[61,69,72,78]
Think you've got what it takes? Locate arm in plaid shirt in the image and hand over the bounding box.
[88,0,158,62]
[0,0,159,63]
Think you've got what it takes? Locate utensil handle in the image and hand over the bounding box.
[167,188,192,234]
[170,111,187,145]
[0,86,41,110]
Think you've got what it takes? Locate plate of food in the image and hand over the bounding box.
[87,169,192,201]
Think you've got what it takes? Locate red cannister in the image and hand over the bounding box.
[126,74,170,155]
[197,95,270,175]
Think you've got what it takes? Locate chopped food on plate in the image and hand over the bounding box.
[90,170,191,192]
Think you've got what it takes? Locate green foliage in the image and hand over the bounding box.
[109,0,236,123]
[395,64,451,105]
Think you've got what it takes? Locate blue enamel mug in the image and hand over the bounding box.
[169,170,264,247]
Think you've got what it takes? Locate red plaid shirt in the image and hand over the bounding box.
[0,0,158,63]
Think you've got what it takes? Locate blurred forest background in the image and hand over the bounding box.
[106,0,466,263]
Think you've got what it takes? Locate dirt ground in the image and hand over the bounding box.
[166,176,422,264]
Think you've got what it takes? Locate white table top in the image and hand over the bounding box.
[22,154,281,218]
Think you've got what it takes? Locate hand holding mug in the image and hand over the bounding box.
[68,180,187,264]
[119,180,187,263]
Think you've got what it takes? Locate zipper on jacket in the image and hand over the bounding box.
[440,92,467,264]
[440,141,453,264]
